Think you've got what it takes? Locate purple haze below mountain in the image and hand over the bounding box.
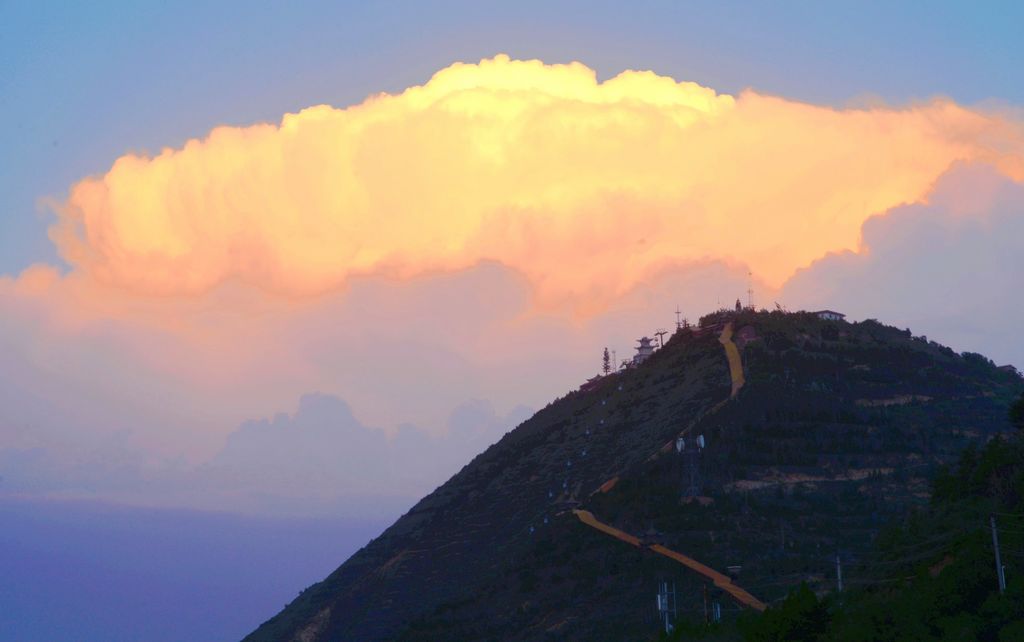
[0,498,392,641]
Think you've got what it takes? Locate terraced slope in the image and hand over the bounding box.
[246,311,1022,641]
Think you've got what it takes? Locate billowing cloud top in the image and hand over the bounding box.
[5,55,1024,516]
[51,55,1024,308]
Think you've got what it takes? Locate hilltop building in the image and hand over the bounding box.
[633,337,656,365]
[998,364,1022,378]
[812,310,845,321]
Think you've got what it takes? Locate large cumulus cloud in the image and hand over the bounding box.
[50,55,1024,310]
[4,56,1024,516]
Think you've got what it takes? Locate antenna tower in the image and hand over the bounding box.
[676,434,705,498]
[747,270,754,309]
[675,306,682,330]
[656,580,677,634]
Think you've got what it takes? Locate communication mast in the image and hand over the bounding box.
[747,270,754,310]
[676,434,706,498]
[656,580,677,634]
[675,306,682,330]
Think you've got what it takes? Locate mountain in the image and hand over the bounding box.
[246,310,1023,641]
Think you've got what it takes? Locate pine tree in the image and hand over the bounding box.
[1011,391,1024,432]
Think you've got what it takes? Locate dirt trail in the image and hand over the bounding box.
[573,321,766,612]
[718,321,745,398]
[646,322,745,463]
[573,509,642,546]
[573,510,766,611]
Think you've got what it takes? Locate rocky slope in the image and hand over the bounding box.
[246,310,1022,641]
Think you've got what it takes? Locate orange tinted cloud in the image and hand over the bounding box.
[51,55,1024,308]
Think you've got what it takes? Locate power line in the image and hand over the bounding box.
[846,529,966,558]
[843,576,915,586]
[847,546,958,569]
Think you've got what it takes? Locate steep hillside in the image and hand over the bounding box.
[246,311,1022,641]
[723,423,1024,642]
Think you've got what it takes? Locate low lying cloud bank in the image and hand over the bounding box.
[204,394,532,511]
[784,164,1024,369]
[0,394,531,517]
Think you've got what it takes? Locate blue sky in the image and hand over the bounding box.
[2,0,1022,273]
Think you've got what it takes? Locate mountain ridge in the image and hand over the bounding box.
[246,309,1022,641]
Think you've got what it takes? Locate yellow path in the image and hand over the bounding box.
[573,318,765,611]
[573,510,766,612]
[718,322,745,398]
[647,321,745,463]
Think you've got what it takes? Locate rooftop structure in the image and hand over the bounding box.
[633,336,656,365]
[998,364,1022,378]
[812,310,845,321]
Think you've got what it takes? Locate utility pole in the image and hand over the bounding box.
[672,581,677,628]
[702,583,709,625]
[992,515,1007,594]
[835,553,843,593]
[655,329,668,349]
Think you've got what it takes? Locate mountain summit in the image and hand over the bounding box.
[247,310,1022,641]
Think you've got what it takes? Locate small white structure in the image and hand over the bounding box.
[633,336,656,365]
[813,310,846,321]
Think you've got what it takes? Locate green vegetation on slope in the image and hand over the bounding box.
[695,391,1024,642]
